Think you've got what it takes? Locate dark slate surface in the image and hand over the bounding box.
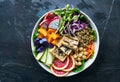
[0,0,120,82]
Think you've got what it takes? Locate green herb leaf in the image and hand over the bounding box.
[33,46,38,57]
[72,15,79,20]
[90,51,94,59]
[67,16,72,22]
[65,4,70,11]
[59,26,64,32]
[54,9,63,16]
[71,8,80,13]
[73,61,85,72]
[92,30,97,42]
[80,14,87,22]
[33,27,39,40]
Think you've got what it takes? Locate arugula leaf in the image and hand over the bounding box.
[33,27,39,57]
[72,15,79,20]
[80,14,87,22]
[33,46,38,57]
[73,61,85,72]
[54,9,63,16]
[92,30,97,42]
[65,4,70,11]
[71,8,80,13]
[33,27,39,40]
[90,51,94,59]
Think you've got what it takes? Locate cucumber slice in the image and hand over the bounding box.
[36,52,44,60]
[45,48,54,66]
[41,49,48,63]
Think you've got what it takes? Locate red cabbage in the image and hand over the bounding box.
[37,46,46,52]
[64,19,87,34]
[39,38,47,44]
[34,37,54,53]
[34,38,41,46]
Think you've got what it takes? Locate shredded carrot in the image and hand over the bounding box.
[86,42,94,59]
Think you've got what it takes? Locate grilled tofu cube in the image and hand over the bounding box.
[60,46,67,52]
[65,49,72,55]
[59,45,72,55]
[57,36,79,50]
[50,47,67,61]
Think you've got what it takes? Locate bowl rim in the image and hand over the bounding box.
[31,9,100,77]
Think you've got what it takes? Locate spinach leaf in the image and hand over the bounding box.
[33,46,38,57]
[90,51,94,59]
[80,14,87,22]
[92,30,97,42]
[33,27,39,40]
[73,60,85,72]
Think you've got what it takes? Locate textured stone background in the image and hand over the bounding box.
[0,0,120,82]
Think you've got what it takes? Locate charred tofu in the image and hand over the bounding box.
[57,36,79,50]
[59,45,72,55]
[50,47,67,61]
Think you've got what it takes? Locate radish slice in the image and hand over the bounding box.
[39,15,59,29]
[44,12,55,20]
[53,16,59,19]
[48,18,60,29]
[39,20,49,28]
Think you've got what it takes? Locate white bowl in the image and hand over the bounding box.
[31,9,100,77]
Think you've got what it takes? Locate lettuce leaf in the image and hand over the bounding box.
[73,60,85,72]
